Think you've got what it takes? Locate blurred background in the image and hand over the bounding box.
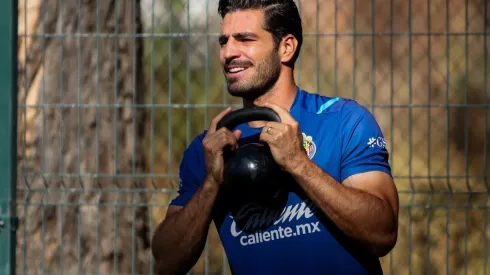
[7,0,490,274]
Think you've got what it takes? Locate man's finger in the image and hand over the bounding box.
[232,129,242,140]
[208,107,232,133]
[208,130,239,149]
[264,122,286,131]
[259,131,273,144]
[262,102,295,124]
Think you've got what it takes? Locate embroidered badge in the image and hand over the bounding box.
[302,133,316,159]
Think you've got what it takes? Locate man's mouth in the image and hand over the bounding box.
[226,65,250,77]
[229,67,247,73]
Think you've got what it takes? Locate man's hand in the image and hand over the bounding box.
[202,107,242,184]
[257,102,398,257]
[258,102,308,172]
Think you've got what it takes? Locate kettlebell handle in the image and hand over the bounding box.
[217,107,281,131]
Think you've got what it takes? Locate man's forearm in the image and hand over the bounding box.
[152,176,220,274]
[288,159,397,256]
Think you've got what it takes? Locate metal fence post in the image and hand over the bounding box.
[0,0,18,274]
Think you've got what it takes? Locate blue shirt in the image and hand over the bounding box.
[170,88,392,275]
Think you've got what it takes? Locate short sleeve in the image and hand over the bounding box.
[340,101,392,182]
[169,133,206,206]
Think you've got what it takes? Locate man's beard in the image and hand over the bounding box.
[225,53,281,101]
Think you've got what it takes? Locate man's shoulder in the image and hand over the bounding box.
[298,89,367,116]
[179,131,207,166]
[184,130,207,152]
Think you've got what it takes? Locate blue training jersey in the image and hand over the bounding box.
[170,88,392,275]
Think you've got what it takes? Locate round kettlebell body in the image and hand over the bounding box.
[223,142,282,199]
[217,107,283,201]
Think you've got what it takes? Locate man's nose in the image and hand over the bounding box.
[222,39,240,61]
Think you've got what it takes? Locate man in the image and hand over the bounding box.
[151,0,399,274]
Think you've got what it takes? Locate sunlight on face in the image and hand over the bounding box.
[219,9,281,100]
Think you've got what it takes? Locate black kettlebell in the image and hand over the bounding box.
[217,107,284,201]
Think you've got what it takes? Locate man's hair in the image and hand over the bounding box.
[218,0,303,67]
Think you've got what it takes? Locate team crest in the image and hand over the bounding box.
[302,133,316,159]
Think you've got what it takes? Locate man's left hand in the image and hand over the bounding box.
[259,102,308,172]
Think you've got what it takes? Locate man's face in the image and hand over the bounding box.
[219,9,281,100]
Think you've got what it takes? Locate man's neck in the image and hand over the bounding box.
[243,77,298,128]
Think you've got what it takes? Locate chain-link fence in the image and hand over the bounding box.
[7,0,490,274]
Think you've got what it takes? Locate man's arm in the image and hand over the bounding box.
[151,176,220,275]
[288,160,398,257]
[151,107,241,275]
[260,101,399,257]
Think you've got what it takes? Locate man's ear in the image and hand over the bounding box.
[279,34,298,64]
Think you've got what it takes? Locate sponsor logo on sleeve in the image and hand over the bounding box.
[367,137,386,149]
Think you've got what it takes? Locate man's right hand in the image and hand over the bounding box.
[202,107,242,185]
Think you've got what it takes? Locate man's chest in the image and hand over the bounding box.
[215,191,324,250]
[298,116,343,181]
[212,113,343,238]
[213,138,342,247]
